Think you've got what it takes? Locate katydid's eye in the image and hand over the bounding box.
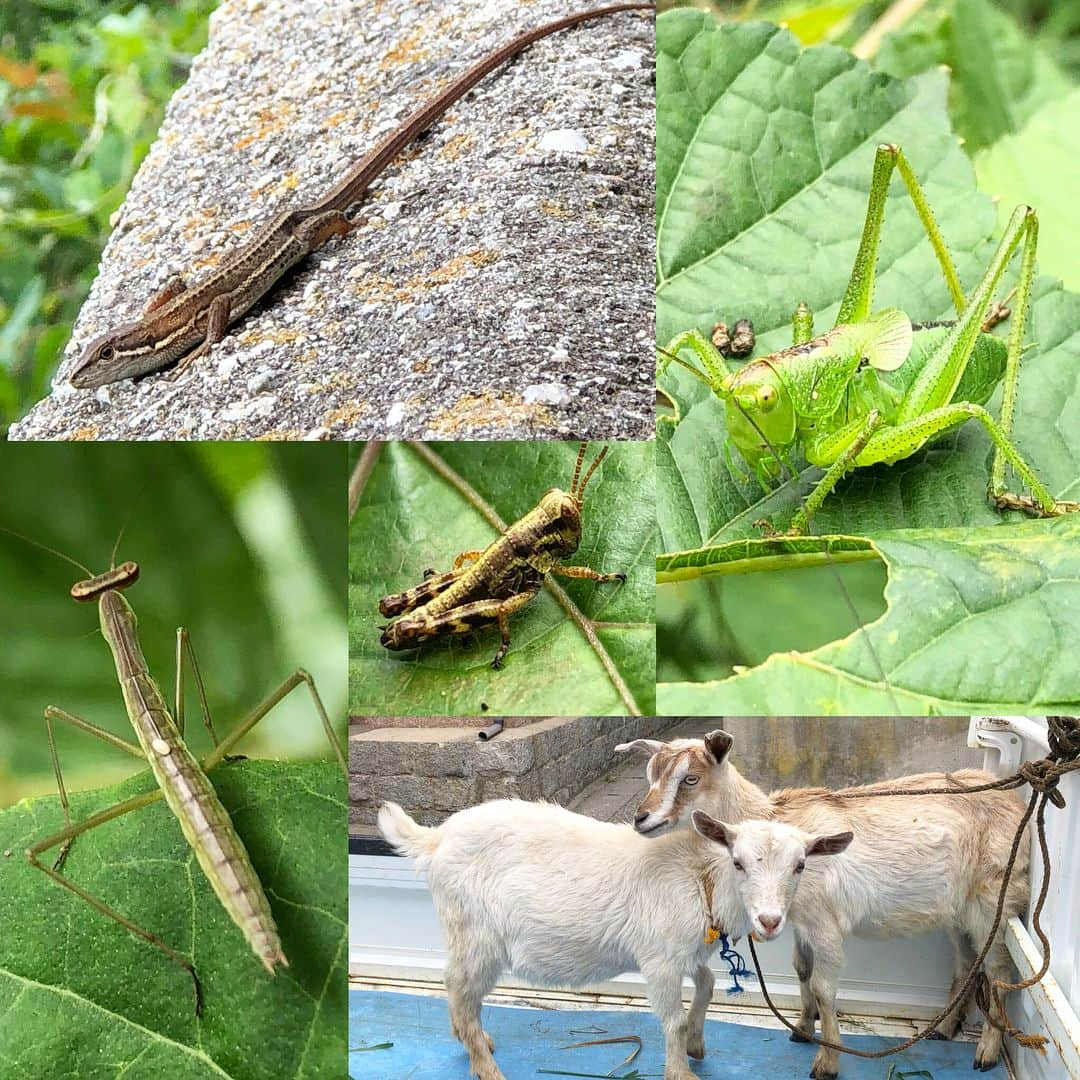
[100,344,114,360]
[683,775,699,786]
[756,385,777,411]
[795,860,805,874]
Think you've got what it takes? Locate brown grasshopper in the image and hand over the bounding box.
[378,443,625,669]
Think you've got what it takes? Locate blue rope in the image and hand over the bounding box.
[718,934,753,994]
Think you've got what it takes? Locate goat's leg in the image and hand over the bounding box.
[973,927,1014,1071]
[933,929,976,1039]
[686,963,715,1059]
[444,933,502,1079]
[790,932,819,1043]
[643,968,697,1080]
[806,930,845,1080]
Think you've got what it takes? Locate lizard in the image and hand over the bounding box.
[69,3,655,389]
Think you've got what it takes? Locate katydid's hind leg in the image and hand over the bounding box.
[202,668,345,773]
[175,627,220,746]
[41,705,144,870]
[27,788,203,1015]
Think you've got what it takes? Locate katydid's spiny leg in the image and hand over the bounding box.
[42,704,145,870]
[789,411,885,534]
[658,329,732,392]
[175,627,219,746]
[27,788,204,1016]
[838,145,966,325]
[792,302,814,345]
[898,207,1038,430]
[202,668,346,773]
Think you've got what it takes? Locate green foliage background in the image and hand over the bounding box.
[655,1,1080,711]
[0,0,216,434]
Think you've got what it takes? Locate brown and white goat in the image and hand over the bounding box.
[615,730,1029,1079]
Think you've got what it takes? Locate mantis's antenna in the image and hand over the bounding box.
[0,524,93,578]
[576,446,609,500]
[570,441,588,497]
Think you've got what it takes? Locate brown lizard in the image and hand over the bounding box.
[70,3,654,388]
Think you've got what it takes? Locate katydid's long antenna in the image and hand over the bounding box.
[0,524,93,578]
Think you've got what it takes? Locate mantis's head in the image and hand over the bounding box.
[720,360,797,475]
[537,444,610,556]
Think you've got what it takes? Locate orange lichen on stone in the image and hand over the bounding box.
[438,134,474,161]
[378,24,430,70]
[322,402,369,427]
[427,393,555,435]
[69,426,102,440]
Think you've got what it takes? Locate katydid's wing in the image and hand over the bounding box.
[858,308,914,371]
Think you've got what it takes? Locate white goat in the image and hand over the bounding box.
[616,731,1029,1079]
[378,798,852,1080]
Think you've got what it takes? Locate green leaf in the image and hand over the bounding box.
[349,442,655,716]
[975,88,1080,293]
[659,517,1080,714]
[0,760,346,1079]
[874,0,1071,152]
[655,12,1080,710]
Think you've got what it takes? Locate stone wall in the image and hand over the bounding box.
[351,715,671,832]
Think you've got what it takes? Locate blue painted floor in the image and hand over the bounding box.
[350,989,1007,1079]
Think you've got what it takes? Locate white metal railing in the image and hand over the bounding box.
[968,717,1080,1080]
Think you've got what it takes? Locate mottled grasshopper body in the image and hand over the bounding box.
[378,444,624,668]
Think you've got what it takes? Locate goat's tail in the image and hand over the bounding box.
[377,801,440,861]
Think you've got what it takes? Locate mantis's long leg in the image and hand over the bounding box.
[175,626,219,746]
[203,668,346,772]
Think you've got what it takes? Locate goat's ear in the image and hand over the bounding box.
[703,729,734,764]
[614,738,664,756]
[806,831,854,857]
[692,811,735,849]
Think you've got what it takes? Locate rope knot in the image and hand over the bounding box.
[1019,760,1067,808]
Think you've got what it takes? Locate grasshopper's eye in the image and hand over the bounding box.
[100,344,115,360]
[756,384,778,412]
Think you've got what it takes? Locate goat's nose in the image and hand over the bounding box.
[758,914,782,933]
[634,811,649,828]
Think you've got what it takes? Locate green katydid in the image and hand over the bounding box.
[657,143,1079,535]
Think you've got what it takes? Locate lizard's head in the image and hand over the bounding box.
[70,322,156,388]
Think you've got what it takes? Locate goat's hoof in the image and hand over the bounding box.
[809,1067,838,1080]
[789,1030,813,1043]
[686,1041,705,1060]
[927,1029,948,1041]
[973,1059,998,1073]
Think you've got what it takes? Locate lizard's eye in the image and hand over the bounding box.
[99,344,115,361]
[756,384,778,412]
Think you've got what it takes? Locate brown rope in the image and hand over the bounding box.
[743,716,1080,1062]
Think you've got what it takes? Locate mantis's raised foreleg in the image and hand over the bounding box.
[838,144,966,325]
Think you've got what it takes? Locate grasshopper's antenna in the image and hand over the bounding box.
[570,442,588,497]
[576,446,609,501]
[0,524,93,577]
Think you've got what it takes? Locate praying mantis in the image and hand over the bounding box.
[5,521,346,1017]
[657,143,1079,535]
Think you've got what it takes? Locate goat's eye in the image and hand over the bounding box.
[795,860,805,874]
[732,860,744,872]
[683,775,699,786]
